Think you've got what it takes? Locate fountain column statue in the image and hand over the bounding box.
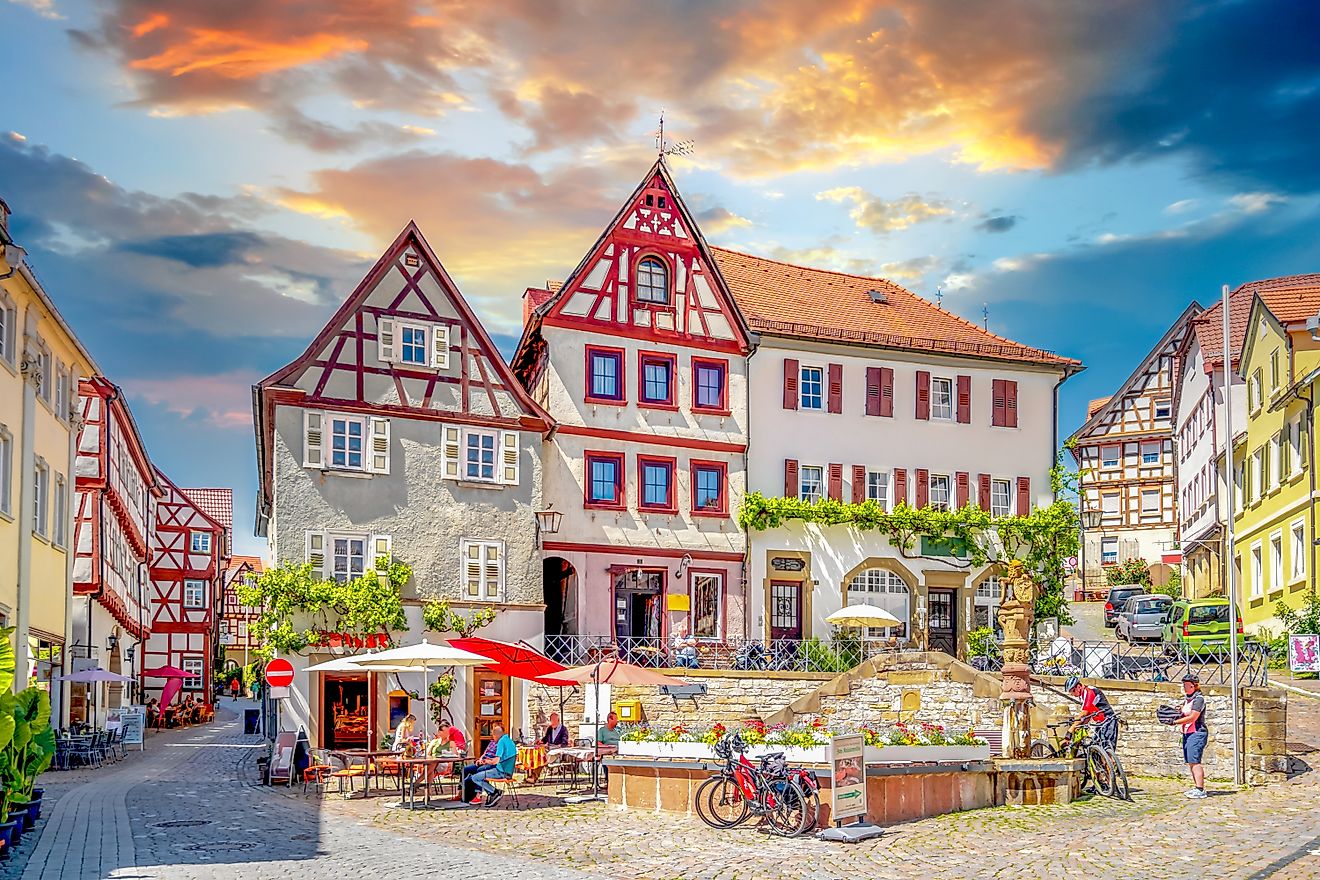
[996,560,1037,758]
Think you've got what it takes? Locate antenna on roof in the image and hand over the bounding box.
[655,110,694,159]
[936,287,943,309]
[983,304,990,330]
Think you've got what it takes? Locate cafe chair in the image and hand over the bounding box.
[302,750,334,797]
[489,770,523,810]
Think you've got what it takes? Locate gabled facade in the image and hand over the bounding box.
[219,555,263,670]
[1071,305,1201,595]
[513,160,752,655]
[71,376,162,720]
[1230,276,1320,633]
[144,471,227,705]
[254,223,551,752]
[722,248,1081,655]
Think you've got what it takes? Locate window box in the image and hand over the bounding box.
[585,346,626,405]
[584,451,626,510]
[691,357,729,414]
[637,455,677,513]
[690,460,727,517]
[637,351,678,409]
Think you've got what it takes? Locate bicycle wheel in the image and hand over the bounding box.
[696,776,748,828]
[1084,745,1115,797]
[764,778,810,837]
[796,780,821,832]
[1029,740,1051,759]
[1108,752,1130,800]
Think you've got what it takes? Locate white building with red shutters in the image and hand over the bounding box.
[144,474,228,705]
[71,376,163,721]
[253,223,551,754]
[724,251,1082,656]
[513,159,751,657]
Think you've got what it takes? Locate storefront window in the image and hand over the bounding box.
[690,573,722,639]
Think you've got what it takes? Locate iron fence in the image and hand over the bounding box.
[975,637,1271,689]
[542,633,915,675]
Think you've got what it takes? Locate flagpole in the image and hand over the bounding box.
[1220,282,1244,786]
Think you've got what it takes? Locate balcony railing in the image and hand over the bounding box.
[974,637,1270,689]
[543,633,916,675]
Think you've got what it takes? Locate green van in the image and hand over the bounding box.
[1161,598,1242,655]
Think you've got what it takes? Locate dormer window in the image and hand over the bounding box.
[377,317,450,370]
[400,325,428,365]
[636,257,669,305]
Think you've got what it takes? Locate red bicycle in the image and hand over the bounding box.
[695,734,816,837]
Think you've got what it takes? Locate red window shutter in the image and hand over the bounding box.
[851,465,867,504]
[978,473,992,510]
[991,379,1005,427]
[956,375,971,424]
[1016,476,1030,514]
[828,463,843,501]
[784,459,798,498]
[956,472,970,508]
[783,359,799,410]
[865,368,882,416]
[915,371,930,420]
[880,367,894,417]
[1005,380,1019,427]
[893,468,907,506]
[915,468,929,507]
[827,363,843,414]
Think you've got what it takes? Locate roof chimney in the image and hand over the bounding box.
[867,289,888,304]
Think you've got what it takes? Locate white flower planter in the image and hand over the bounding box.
[618,741,988,763]
[865,744,991,763]
[618,741,714,760]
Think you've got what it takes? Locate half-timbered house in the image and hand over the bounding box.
[253,223,552,752]
[72,376,162,720]
[1071,304,1201,598]
[219,555,263,673]
[512,159,752,661]
[144,472,227,705]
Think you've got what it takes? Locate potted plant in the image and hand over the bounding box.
[6,687,56,830]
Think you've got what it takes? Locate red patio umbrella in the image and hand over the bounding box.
[448,637,574,685]
[144,666,190,708]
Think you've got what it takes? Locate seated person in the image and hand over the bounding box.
[439,720,467,755]
[460,724,516,806]
[541,712,569,748]
[595,711,622,785]
[145,699,160,730]
[670,624,699,668]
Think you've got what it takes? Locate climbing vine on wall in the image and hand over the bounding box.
[236,559,412,660]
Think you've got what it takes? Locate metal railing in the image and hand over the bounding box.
[543,633,916,675]
[976,637,1271,688]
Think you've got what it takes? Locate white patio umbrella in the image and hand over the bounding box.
[352,640,491,736]
[304,655,413,673]
[825,603,902,629]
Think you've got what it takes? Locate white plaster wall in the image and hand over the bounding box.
[1175,338,1245,546]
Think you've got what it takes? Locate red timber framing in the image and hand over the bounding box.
[145,469,227,704]
[253,222,552,528]
[72,377,162,641]
[220,557,263,657]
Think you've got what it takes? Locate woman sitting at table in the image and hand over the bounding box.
[145,699,160,730]
[392,714,417,752]
[439,720,467,755]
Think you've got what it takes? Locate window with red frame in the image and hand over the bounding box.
[691,462,726,514]
[584,452,625,508]
[692,358,728,412]
[638,457,676,511]
[635,256,670,305]
[639,353,676,406]
[586,347,624,403]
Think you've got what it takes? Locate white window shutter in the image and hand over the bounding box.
[463,541,481,598]
[499,431,519,485]
[303,411,324,468]
[371,534,392,578]
[432,324,450,369]
[442,426,461,479]
[368,417,391,474]
[305,531,326,580]
[377,316,397,363]
[485,542,504,600]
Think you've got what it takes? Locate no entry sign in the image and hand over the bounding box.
[264,658,295,688]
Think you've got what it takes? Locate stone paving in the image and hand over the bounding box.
[2,691,1319,879]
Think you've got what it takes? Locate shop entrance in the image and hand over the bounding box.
[928,589,958,656]
[321,674,369,749]
[613,569,664,642]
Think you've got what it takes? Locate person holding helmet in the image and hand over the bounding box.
[1166,672,1208,799]
[1065,674,1119,751]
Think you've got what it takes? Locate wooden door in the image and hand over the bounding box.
[928,589,957,656]
[472,671,510,756]
[769,580,804,641]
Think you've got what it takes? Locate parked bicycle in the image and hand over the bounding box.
[695,734,817,836]
[1030,719,1130,800]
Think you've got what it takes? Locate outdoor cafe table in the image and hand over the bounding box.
[547,746,597,791]
[390,756,459,809]
[517,744,547,778]
[333,749,402,796]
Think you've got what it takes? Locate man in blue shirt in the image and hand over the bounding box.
[461,724,517,806]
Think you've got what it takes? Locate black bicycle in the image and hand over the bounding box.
[1030,720,1129,800]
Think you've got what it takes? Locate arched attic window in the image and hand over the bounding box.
[846,568,910,638]
[635,256,670,305]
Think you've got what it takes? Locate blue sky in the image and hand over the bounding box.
[2,0,1318,555]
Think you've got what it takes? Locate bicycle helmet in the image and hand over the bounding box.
[1064,674,1082,691]
[729,732,749,754]
[759,752,788,777]
[713,735,733,760]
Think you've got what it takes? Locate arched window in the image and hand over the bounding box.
[846,568,909,637]
[636,256,669,305]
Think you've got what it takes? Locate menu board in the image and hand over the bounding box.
[829,734,867,821]
[121,707,146,749]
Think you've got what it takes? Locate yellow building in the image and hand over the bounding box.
[0,197,98,723]
[1232,278,1320,634]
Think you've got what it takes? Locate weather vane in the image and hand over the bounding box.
[655,110,694,159]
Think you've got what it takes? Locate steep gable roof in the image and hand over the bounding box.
[1190,274,1320,371]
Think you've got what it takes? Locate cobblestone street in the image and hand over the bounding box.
[4,696,1319,879]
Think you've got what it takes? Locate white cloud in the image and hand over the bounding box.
[1165,199,1199,214]
[1228,192,1288,214]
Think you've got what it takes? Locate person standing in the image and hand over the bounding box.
[230,677,240,702]
[1169,673,1208,799]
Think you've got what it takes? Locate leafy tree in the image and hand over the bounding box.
[417,599,498,723]
[1276,593,1320,636]
[1105,558,1152,588]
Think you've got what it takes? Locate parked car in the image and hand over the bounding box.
[1103,585,1149,627]
[1116,594,1174,642]
[1161,598,1243,656]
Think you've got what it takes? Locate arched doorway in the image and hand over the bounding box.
[107,641,123,709]
[543,557,578,663]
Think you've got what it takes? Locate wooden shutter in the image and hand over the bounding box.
[915,371,930,420]
[978,473,992,510]
[784,459,799,498]
[371,534,392,577]
[879,367,894,417]
[464,541,483,599]
[956,375,971,424]
[956,472,970,508]
[377,316,397,363]
[783,359,799,410]
[304,531,326,580]
[851,465,867,503]
[1005,380,1019,427]
[484,542,504,600]
[865,368,882,416]
[303,411,324,468]
[991,379,1006,427]
[915,468,929,507]
[432,323,451,369]
[1016,476,1031,515]
[499,431,520,485]
[441,425,462,479]
[828,464,843,501]
[893,468,907,506]
[367,417,391,474]
[827,363,843,414]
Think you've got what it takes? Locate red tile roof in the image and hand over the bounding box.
[709,247,1079,368]
[228,555,263,572]
[181,487,233,550]
[1192,274,1320,368]
[1087,396,1112,419]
